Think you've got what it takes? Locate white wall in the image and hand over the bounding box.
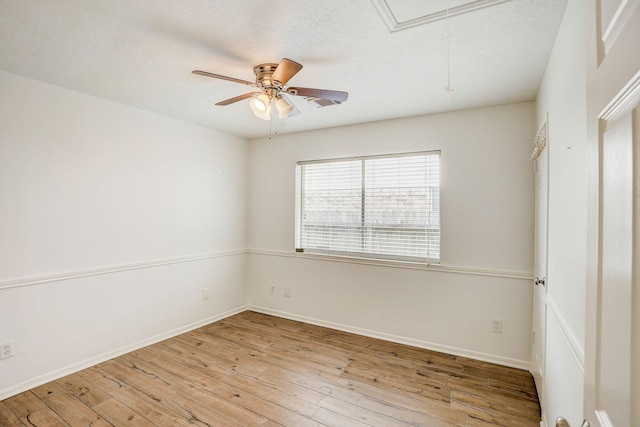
[0,70,249,399]
[0,69,539,399]
[535,0,587,424]
[247,103,536,367]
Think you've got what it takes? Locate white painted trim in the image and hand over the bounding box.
[546,295,585,371]
[598,69,640,121]
[248,248,533,280]
[601,0,639,55]
[0,305,249,401]
[370,0,514,33]
[248,305,530,370]
[595,409,615,427]
[0,249,248,290]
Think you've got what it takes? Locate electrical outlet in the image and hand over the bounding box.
[0,341,14,360]
[202,289,210,300]
[491,319,503,333]
[270,285,275,294]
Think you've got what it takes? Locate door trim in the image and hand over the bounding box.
[598,70,640,120]
[546,295,585,369]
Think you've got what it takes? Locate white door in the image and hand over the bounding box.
[584,1,640,426]
[532,124,548,403]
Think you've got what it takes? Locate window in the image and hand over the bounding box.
[295,151,440,263]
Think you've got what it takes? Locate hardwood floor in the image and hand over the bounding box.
[0,311,540,426]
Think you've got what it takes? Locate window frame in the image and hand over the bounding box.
[295,150,441,264]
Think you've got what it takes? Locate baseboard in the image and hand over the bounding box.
[248,305,530,370]
[0,304,249,401]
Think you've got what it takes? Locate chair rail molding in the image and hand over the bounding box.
[248,248,532,280]
[0,248,248,290]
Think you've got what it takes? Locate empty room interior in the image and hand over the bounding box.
[1,1,639,426]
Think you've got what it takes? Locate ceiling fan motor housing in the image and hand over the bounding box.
[253,63,280,88]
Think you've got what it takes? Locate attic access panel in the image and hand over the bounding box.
[386,0,472,21]
[372,0,514,32]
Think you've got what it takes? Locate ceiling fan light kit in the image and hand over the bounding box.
[275,96,294,118]
[249,93,271,120]
[192,58,348,121]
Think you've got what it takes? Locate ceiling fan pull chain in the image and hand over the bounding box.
[274,114,279,137]
[269,109,276,141]
[444,8,455,96]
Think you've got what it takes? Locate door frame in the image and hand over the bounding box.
[584,0,640,425]
[531,120,549,408]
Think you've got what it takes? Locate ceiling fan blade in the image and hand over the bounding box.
[215,92,262,106]
[271,58,303,86]
[192,70,256,86]
[286,87,348,103]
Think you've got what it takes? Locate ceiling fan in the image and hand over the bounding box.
[192,58,348,120]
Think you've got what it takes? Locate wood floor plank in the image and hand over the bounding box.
[346,353,451,385]
[340,359,451,402]
[226,316,357,365]
[95,359,180,405]
[2,393,71,427]
[0,401,26,427]
[106,386,196,427]
[260,364,360,403]
[356,394,468,427]
[55,372,111,408]
[76,366,128,393]
[318,395,413,427]
[98,364,246,427]
[312,407,372,427]
[19,409,70,427]
[209,381,320,426]
[122,345,275,426]
[155,338,265,379]
[250,367,327,405]
[132,346,227,392]
[173,382,268,426]
[185,329,267,361]
[0,311,540,427]
[240,311,305,333]
[2,391,51,420]
[92,397,156,426]
[31,382,111,427]
[450,393,539,426]
[450,389,540,423]
[161,391,247,427]
[173,333,270,375]
[186,356,325,414]
[448,377,540,413]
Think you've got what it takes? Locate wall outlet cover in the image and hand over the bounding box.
[491,319,503,333]
[0,341,14,360]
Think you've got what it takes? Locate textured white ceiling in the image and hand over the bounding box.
[0,0,568,139]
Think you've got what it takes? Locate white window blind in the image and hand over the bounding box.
[295,151,440,263]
